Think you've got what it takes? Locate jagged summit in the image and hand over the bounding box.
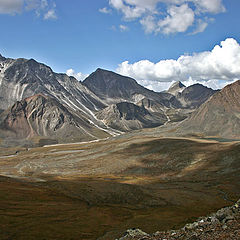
[169,81,186,89]
[167,81,186,95]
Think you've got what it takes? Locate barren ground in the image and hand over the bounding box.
[0,130,240,239]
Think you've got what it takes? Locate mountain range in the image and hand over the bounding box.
[0,53,237,146]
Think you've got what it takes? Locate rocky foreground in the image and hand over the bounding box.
[118,199,240,240]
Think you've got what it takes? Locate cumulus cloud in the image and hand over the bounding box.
[0,0,57,20]
[157,4,195,34]
[140,15,156,34]
[117,38,240,91]
[106,0,226,34]
[66,69,89,81]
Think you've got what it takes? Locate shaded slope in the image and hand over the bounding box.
[0,137,240,239]
[96,102,166,131]
[177,83,218,109]
[179,80,240,138]
[0,94,109,144]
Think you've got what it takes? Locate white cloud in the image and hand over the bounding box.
[119,24,129,32]
[157,4,195,34]
[190,19,208,35]
[106,0,226,35]
[66,69,89,81]
[140,15,156,34]
[0,0,23,14]
[109,0,147,20]
[99,7,111,14]
[117,38,240,91]
[193,0,226,14]
[0,0,57,20]
[44,8,56,20]
[34,0,57,20]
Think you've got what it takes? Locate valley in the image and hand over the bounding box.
[0,131,240,239]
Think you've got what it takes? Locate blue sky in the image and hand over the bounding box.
[0,0,240,91]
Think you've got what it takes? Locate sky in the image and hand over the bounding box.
[0,0,240,91]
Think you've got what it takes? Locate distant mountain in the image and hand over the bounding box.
[0,54,221,142]
[178,80,240,138]
[176,84,218,109]
[83,68,179,107]
[0,94,110,144]
[0,56,106,118]
[0,55,119,143]
[167,81,186,95]
[96,102,166,132]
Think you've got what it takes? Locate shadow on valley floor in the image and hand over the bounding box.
[0,137,240,239]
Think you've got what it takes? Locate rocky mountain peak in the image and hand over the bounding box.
[95,68,105,73]
[83,68,171,106]
[169,81,185,89]
[168,81,186,95]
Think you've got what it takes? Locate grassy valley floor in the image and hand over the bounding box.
[0,135,240,239]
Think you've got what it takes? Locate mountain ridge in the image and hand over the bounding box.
[178,80,240,138]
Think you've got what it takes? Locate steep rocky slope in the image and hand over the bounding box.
[176,83,218,109]
[84,70,217,131]
[96,102,167,131]
[0,57,105,113]
[178,80,240,138]
[0,55,120,141]
[167,81,186,95]
[0,94,109,144]
[83,68,179,107]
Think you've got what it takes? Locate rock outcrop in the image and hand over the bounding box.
[118,199,240,240]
